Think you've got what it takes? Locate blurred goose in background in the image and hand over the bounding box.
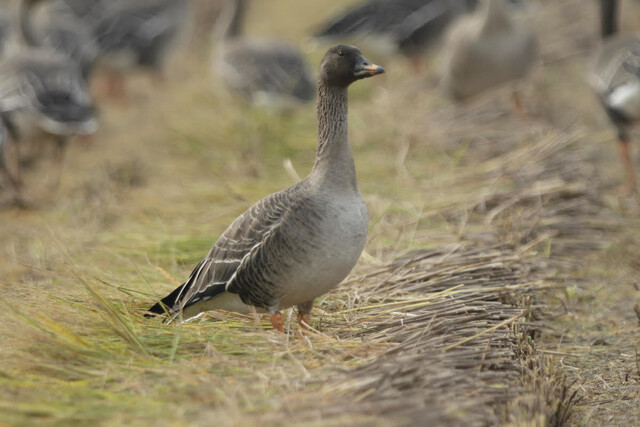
[0,49,97,205]
[147,45,385,333]
[591,0,640,194]
[213,0,315,109]
[87,0,189,97]
[314,0,479,70]
[440,0,536,107]
[19,0,99,78]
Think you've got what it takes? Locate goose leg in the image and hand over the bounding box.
[617,131,637,195]
[269,312,284,333]
[105,71,128,104]
[2,136,25,206]
[48,136,68,193]
[410,56,423,73]
[511,90,528,119]
[297,300,314,334]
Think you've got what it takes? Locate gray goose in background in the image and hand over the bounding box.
[147,45,385,333]
[68,0,189,97]
[19,0,99,78]
[92,0,188,70]
[440,0,536,105]
[213,0,315,109]
[313,0,478,70]
[0,48,97,204]
[591,0,640,194]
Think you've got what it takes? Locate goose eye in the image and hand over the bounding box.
[338,50,344,57]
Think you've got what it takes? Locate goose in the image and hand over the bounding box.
[440,0,537,104]
[89,0,189,96]
[313,0,478,70]
[213,0,315,109]
[591,0,640,194]
[0,48,97,204]
[19,0,99,78]
[147,45,385,332]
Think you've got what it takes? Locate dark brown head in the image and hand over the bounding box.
[319,45,385,88]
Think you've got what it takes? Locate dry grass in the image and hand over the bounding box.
[1,0,640,425]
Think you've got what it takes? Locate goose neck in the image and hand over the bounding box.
[310,82,357,189]
[217,0,245,40]
[600,0,618,38]
[18,0,40,47]
[480,0,511,33]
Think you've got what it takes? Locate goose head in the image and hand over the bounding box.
[319,45,385,88]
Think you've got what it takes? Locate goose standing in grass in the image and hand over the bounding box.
[147,45,385,332]
[0,49,97,205]
[314,0,478,70]
[591,0,640,194]
[440,0,536,106]
[213,0,315,109]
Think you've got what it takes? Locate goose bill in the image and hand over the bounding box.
[354,63,385,78]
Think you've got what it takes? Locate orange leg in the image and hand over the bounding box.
[410,56,423,73]
[1,136,25,206]
[618,139,637,195]
[47,137,68,193]
[270,312,284,333]
[512,91,528,119]
[297,312,311,335]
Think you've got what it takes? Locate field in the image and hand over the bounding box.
[1,0,640,425]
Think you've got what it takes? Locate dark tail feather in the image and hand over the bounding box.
[145,282,187,318]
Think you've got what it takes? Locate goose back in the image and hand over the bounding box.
[92,0,189,70]
[217,39,315,107]
[214,0,315,108]
[314,0,478,56]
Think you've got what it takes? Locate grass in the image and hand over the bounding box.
[1,0,640,424]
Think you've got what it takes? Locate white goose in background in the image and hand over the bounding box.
[440,0,537,107]
[147,45,385,333]
[591,0,640,194]
[213,0,315,109]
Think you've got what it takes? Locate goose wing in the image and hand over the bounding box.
[94,0,186,56]
[159,183,306,316]
[0,51,96,134]
[220,41,315,102]
[396,0,475,52]
[314,0,424,38]
[592,36,640,94]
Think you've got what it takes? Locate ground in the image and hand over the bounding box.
[1,0,640,425]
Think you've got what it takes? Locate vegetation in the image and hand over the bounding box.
[1,0,639,424]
